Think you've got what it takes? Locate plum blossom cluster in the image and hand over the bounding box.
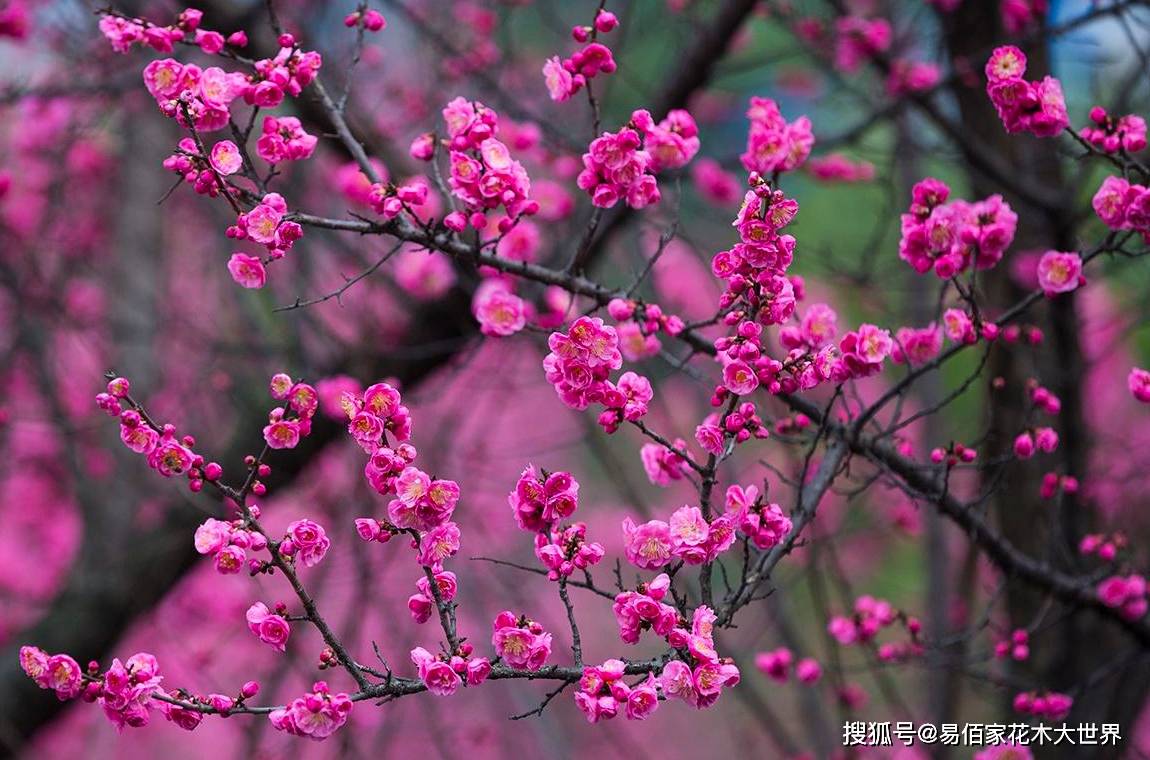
[711,184,801,359]
[507,466,606,579]
[262,373,319,450]
[342,9,387,33]
[1027,382,1063,416]
[407,571,457,624]
[226,193,304,287]
[534,522,605,580]
[608,297,686,362]
[692,158,742,205]
[1013,690,1073,722]
[577,108,699,210]
[268,681,353,740]
[437,98,537,231]
[578,610,740,720]
[491,611,553,670]
[740,97,814,176]
[930,441,979,468]
[755,647,822,684]
[542,8,619,102]
[657,606,741,709]
[22,647,165,731]
[19,646,83,701]
[1001,0,1048,34]
[828,596,924,662]
[806,153,876,183]
[162,137,241,197]
[640,440,689,486]
[993,629,1030,661]
[345,384,464,573]
[725,484,793,551]
[358,443,466,570]
[1039,471,1079,500]
[257,116,318,164]
[1092,175,1150,242]
[612,574,678,644]
[574,659,659,722]
[886,58,942,96]
[1097,574,1148,621]
[1081,107,1148,154]
[985,46,1069,138]
[278,519,332,568]
[340,381,415,488]
[246,41,323,109]
[833,16,891,74]
[100,8,242,57]
[942,308,979,345]
[621,505,735,570]
[141,58,247,133]
[382,467,461,533]
[898,177,1018,278]
[96,377,215,490]
[891,323,943,365]
[509,465,579,532]
[694,406,763,457]
[409,645,490,696]
[194,515,268,575]
[1012,426,1059,459]
[542,316,653,433]
[246,602,291,651]
[1079,533,1126,561]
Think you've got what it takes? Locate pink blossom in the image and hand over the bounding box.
[543,56,581,101]
[892,324,943,365]
[194,518,231,555]
[284,519,330,567]
[625,675,660,720]
[246,602,291,651]
[691,158,741,206]
[269,682,352,740]
[491,611,553,670]
[796,658,822,683]
[640,441,688,486]
[208,140,242,176]
[263,417,301,450]
[741,97,814,175]
[985,47,1069,138]
[722,359,759,395]
[256,116,317,164]
[474,286,528,337]
[943,309,976,344]
[622,516,674,569]
[1128,367,1150,403]
[1036,250,1084,295]
[410,647,462,696]
[755,647,792,682]
[227,253,266,289]
[419,521,461,570]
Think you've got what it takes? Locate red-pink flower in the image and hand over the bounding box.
[1128,367,1150,403]
[410,647,461,696]
[246,602,291,652]
[622,516,673,569]
[227,253,266,289]
[474,286,528,337]
[269,681,352,740]
[208,140,242,175]
[1036,250,1084,295]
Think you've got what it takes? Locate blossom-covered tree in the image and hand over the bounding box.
[3,1,1150,758]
